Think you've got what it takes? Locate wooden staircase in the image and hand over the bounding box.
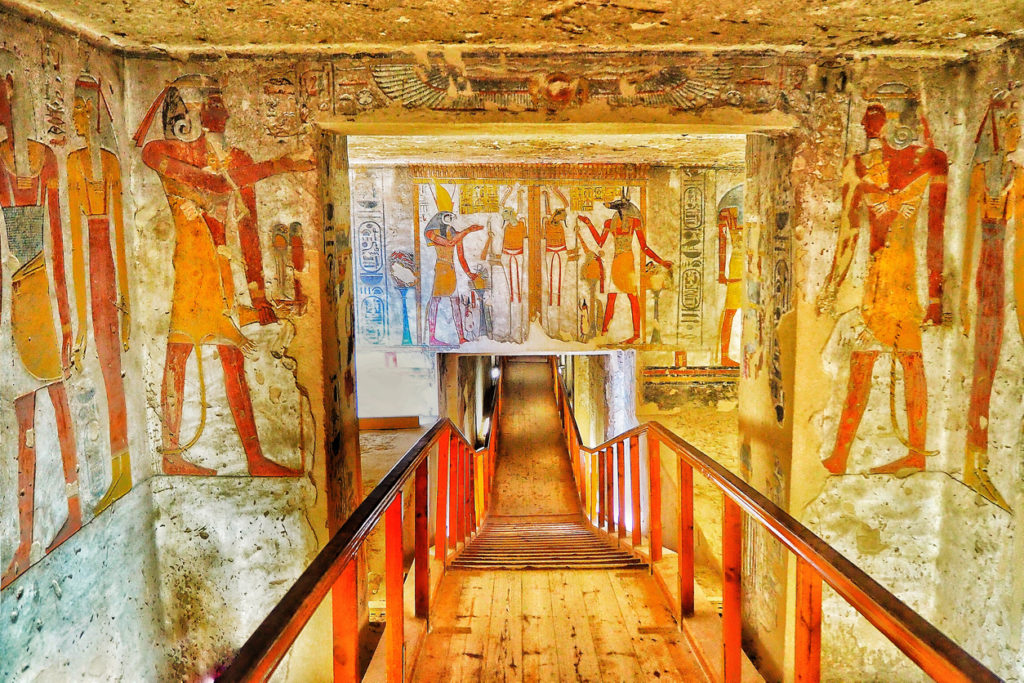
[450,515,646,570]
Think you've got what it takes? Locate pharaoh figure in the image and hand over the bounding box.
[424,182,483,346]
[133,74,314,477]
[717,186,744,367]
[959,89,1024,511]
[577,189,672,344]
[817,85,948,476]
[1,53,82,589]
[67,74,134,514]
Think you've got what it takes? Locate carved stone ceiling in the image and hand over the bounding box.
[6,0,1023,54]
[347,134,747,166]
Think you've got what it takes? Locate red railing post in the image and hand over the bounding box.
[448,433,458,550]
[435,430,450,562]
[629,434,641,547]
[456,440,466,546]
[795,558,823,683]
[597,449,607,527]
[679,456,695,618]
[468,449,477,535]
[723,497,743,683]
[589,451,598,521]
[385,494,404,682]
[218,416,1006,683]
[649,434,662,562]
[616,441,626,543]
[487,438,495,513]
[604,448,614,533]
[415,459,429,620]
[578,441,585,508]
[332,561,359,682]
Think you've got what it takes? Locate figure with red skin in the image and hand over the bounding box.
[817,95,947,477]
[959,90,1024,511]
[0,57,81,589]
[133,74,314,477]
[577,192,671,344]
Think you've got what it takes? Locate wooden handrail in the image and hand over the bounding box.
[552,370,1001,683]
[219,367,503,683]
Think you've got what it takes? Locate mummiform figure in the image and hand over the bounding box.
[960,89,1024,511]
[67,74,134,515]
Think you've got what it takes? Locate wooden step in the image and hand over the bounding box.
[449,517,646,571]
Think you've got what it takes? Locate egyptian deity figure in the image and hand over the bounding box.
[959,90,1024,511]
[424,183,483,345]
[577,191,671,344]
[500,190,527,304]
[499,186,528,341]
[133,74,314,477]
[542,190,569,308]
[818,90,947,477]
[67,75,134,515]
[1,56,81,589]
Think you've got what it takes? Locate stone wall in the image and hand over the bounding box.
[788,49,1024,681]
[4,2,1024,678]
[0,12,336,680]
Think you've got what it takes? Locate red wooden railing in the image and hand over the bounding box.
[217,368,502,683]
[551,360,1001,683]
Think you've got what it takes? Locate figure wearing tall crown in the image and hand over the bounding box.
[423,181,482,346]
[959,87,1024,511]
[67,74,134,515]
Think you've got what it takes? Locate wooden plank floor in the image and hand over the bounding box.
[491,360,582,517]
[412,568,707,682]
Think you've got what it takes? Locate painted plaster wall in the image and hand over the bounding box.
[0,14,172,681]
[747,51,1024,682]
[738,133,798,681]
[125,54,335,682]
[113,41,1024,683]
[351,163,744,358]
[5,5,1024,679]
[1,12,339,680]
[355,348,438,419]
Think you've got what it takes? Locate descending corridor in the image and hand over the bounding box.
[413,359,705,681]
[218,356,1001,683]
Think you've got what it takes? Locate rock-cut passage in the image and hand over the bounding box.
[453,358,643,570]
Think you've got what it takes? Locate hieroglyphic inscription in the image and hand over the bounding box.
[677,173,705,340]
[356,219,387,343]
[569,185,619,212]
[460,183,499,214]
[769,209,792,423]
